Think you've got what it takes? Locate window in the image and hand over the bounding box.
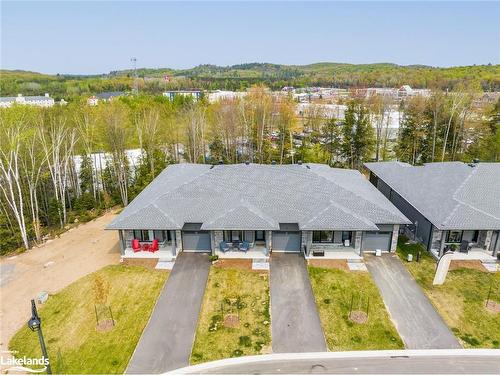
[255,230,265,241]
[446,230,463,244]
[133,230,150,242]
[223,231,244,242]
[313,231,334,243]
[153,230,170,242]
[472,230,479,243]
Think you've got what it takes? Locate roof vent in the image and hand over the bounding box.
[473,158,480,164]
[271,160,276,165]
[218,160,224,165]
[210,164,215,169]
[245,161,250,165]
[298,160,303,165]
[306,165,311,169]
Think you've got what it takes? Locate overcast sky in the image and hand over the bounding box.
[1,1,499,75]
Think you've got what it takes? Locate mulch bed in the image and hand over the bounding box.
[213,259,253,271]
[485,300,500,314]
[223,314,240,328]
[96,319,115,332]
[348,311,368,324]
[308,259,349,271]
[449,260,487,272]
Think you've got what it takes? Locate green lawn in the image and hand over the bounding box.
[9,265,168,374]
[396,236,500,348]
[191,267,271,365]
[308,266,403,351]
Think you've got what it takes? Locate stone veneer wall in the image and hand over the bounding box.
[483,230,493,250]
[353,231,362,254]
[175,230,183,253]
[430,228,445,256]
[301,231,312,255]
[212,230,223,253]
[266,231,272,253]
[390,225,399,252]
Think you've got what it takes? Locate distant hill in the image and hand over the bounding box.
[1,62,499,98]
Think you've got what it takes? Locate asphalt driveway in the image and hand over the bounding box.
[365,254,461,349]
[270,253,326,353]
[126,253,211,373]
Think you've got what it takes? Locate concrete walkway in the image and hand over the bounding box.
[365,254,461,349]
[270,253,326,353]
[126,253,211,374]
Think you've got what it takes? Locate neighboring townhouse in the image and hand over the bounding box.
[0,93,55,108]
[365,161,500,260]
[107,163,410,264]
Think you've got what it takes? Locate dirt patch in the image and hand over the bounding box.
[214,259,252,271]
[122,258,159,269]
[450,260,487,272]
[308,259,348,271]
[0,210,121,353]
[96,319,115,332]
[485,300,500,314]
[223,314,240,328]
[349,311,368,324]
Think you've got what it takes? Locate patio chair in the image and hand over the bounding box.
[132,239,141,252]
[150,239,159,252]
[219,241,230,253]
[239,241,250,253]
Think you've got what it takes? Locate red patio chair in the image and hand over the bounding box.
[150,239,159,252]
[132,239,141,252]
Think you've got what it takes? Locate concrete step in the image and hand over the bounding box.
[156,260,175,270]
[252,258,270,271]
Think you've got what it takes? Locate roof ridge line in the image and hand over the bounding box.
[443,165,500,225]
[307,165,403,219]
[240,200,278,227]
[150,202,181,227]
[328,200,378,228]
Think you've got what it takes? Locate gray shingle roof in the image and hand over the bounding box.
[364,161,500,230]
[107,163,410,231]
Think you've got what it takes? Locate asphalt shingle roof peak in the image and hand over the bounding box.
[108,162,410,231]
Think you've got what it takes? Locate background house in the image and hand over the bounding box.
[365,161,500,261]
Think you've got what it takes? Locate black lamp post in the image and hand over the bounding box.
[28,299,52,374]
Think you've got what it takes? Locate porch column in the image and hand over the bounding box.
[390,225,399,253]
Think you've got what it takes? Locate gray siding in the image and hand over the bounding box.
[373,175,432,250]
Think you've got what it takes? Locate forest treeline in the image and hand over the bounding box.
[1,62,499,99]
[0,85,498,254]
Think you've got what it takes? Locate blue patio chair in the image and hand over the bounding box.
[239,241,250,253]
[219,241,230,253]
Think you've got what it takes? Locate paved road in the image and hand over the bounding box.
[173,352,500,374]
[126,253,210,374]
[365,254,461,349]
[270,253,326,353]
